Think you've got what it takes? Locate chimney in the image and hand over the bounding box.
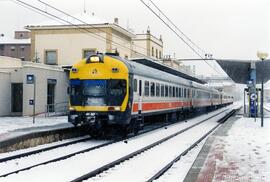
[147,26,150,34]
[114,17,119,24]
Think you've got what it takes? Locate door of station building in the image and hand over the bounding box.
[47,79,56,112]
[11,83,23,113]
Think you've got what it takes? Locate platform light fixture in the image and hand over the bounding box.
[257,51,268,127]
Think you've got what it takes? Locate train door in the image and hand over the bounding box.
[136,79,144,127]
[138,80,142,114]
[188,88,192,108]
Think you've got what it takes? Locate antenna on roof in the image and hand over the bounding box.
[83,0,86,13]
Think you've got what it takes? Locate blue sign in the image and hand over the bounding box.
[26,74,35,84]
[29,99,34,105]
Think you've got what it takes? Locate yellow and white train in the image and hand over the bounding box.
[68,53,233,135]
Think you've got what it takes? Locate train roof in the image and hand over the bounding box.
[130,58,206,85]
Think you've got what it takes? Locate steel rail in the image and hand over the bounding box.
[0,137,92,163]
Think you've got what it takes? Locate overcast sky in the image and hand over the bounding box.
[0,0,270,76]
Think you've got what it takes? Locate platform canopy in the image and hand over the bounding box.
[216,59,270,84]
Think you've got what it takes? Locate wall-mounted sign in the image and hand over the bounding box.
[26,74,35,84]
[29,99,34,105]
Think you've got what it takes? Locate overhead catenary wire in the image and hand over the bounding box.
[140,0,223,75]
[148,0,207,55]
[13,0,153,60]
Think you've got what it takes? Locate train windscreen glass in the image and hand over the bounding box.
[69,79,126,106]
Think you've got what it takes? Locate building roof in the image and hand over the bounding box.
[26,13,135,38]
[29,13,109,26]
[0,36,30,45]
[216,59,270,84]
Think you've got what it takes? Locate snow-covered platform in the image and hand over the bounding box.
[184,111,270,181]
[0,116,77,152]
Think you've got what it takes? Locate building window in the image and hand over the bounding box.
[152,47,154,56]
[156,49,158,59]
[159,51,162,59]
[45,50,57,65]
[20,46,25,51]
[0,45,4,51]
[125,55,128,59]
[82,49,96,58]
[11,46,15,51]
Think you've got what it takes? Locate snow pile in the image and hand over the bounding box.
[0,116,69,135]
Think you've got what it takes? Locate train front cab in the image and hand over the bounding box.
[68,54,133,134]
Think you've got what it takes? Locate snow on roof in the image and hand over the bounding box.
[27,13,109,27]
[0,36,30,45]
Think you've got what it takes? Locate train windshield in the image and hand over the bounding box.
[69,79,126,106]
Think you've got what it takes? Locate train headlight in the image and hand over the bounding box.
[69,107,76,111]
[108,106,121,111]
[114,106,121,111]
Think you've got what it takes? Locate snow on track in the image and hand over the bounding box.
[86,111,229,182]
[0,105,235,182]
[0,136,90,159]
[0,140,108,176]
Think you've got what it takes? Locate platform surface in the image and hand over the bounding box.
[0,116,72,143]
[185,111,270,182]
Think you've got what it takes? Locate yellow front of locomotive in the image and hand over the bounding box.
[68,54,130,129]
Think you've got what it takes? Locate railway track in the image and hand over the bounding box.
[0,106,235,181]
[0,114,194,178]
[72,108,237,182]
[0,136,92,163]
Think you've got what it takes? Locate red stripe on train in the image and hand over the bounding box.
[132,101,191,112]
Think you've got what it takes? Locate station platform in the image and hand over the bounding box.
[184,109,270,182]
[0,116,75,152]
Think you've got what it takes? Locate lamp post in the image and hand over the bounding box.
[257,51,268,127]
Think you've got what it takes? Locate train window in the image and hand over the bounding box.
[184,88,186,98]
[176,87,178,98]
[161,84,165,97]
[150,82,155,97]
[156,83,160,97]
[169,86,172,97]
[165,85,168,97]
[179,87,182,98]
[144,81,149,96]
[173,87,175,97]
[134,79,137,92]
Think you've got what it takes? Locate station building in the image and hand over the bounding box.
[0,56,68,116]
[132,28,163,60]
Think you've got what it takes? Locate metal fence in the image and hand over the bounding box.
[45,102,69,117]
